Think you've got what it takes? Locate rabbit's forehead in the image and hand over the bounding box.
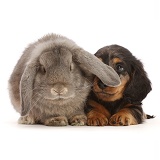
[39,48,72,66]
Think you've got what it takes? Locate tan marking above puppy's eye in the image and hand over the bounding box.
[112,58,122,64]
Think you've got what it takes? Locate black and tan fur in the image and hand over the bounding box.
[85,45,154,126]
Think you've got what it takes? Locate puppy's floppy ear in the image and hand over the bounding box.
[73,49,121,87]
[124,60,152,103]
[20,62,37,116]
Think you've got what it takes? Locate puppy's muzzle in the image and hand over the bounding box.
[98,80,108,89]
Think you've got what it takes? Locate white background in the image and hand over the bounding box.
[0,0,160,160]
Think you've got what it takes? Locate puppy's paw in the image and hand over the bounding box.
[87,112,108,126]
[69,115,87,126]
[44,116,68,126]
[109,111,137,126]
[18,116,35,125]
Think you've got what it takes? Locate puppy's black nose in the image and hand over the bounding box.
[98,80,108,89]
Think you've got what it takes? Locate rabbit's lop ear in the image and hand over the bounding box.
[74,49,121,87]
[20,62,37,116]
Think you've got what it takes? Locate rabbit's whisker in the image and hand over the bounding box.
[21,87,39,102]
[21,93,42,115]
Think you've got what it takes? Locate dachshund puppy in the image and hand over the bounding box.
[85,45,154,126]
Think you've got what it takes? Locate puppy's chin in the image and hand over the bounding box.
[95,91,123,102]
[95,91,116,98]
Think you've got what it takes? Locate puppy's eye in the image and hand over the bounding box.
[116,64,124,72]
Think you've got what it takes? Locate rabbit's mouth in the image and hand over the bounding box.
[44,94,75,101]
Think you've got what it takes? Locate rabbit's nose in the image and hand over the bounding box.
[51,87,68,95]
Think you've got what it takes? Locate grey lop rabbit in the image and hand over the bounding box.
[8,34,120,126]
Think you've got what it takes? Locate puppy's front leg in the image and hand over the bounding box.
[109,104,144,126]
[86,100,111,126]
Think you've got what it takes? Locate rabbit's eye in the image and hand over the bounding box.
[40,65,46,74]
[70,63,74,71]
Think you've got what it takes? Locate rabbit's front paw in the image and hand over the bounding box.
[18,116,35,125]
[44,116,68,126]
[69,115,87,126]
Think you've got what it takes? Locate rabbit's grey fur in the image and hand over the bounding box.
[8,34,120,126]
